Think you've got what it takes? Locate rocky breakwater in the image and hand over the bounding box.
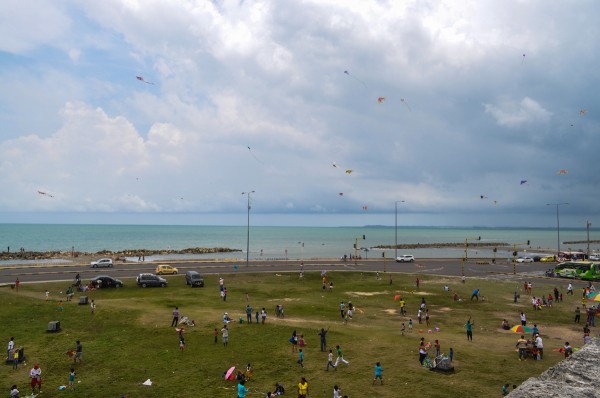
[0,247,241,261]
[509,338,600,398]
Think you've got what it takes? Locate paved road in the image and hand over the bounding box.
[0,257,575,288]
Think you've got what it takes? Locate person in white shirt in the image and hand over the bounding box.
[333,385,342,398]
[29,364,42,394]
[7,337,14,360]
[535,334,543,359]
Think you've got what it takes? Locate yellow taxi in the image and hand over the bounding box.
[155,264,178,275]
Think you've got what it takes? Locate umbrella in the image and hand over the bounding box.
[587,291,600,301]
[510,325,532,333]
[225,366,235,380]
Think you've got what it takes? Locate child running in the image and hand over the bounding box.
[373,362,383,385]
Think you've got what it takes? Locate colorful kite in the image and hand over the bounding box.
[247,146,264,164]
[557,169,569,175]
[345,169,353,174]
[37,190,54,198]
[377,97,386,104]
[580,109,588,116]
[343,70,367,88]
[400,98,412,111]
[136,76,154,85]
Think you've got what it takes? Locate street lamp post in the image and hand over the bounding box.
[242,191,255,267]
[587,221,592,258]
[395,200,405,260]
[546,203,569,258]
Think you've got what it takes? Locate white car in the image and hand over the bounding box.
[589,254,600,261]
[516,257,534,263]
[396,255,415,263]
[90,258,113,268]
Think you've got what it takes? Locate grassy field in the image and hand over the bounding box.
[0,270,585,397]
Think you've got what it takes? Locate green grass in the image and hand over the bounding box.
[0,271,583,397]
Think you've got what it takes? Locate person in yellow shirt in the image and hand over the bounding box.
[399,298,406,315]
[297,377,309,398]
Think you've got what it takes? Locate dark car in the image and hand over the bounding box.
[90,275,123,288]
[185,271,205,287]
[136,273,168,288]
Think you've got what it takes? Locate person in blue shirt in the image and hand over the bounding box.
[237,380,249,398]
[471,288,480,301]
[373,362,383,385]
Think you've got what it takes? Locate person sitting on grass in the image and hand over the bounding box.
[501,319,510,330]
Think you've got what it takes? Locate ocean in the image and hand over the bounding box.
[0,224,597,263]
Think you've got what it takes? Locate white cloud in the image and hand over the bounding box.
[484,97,552,127]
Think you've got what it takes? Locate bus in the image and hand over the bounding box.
[554,261,600,281]
[557,251,586,262]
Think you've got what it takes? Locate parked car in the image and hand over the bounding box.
[136,273,168,288]
[90,258,113,268]
[540,255,556,262]
[155,264,178,275]
[396,255,415,263]
[516,257,534,263]
[589,254,600,261]
[90,275,123,288]
[185,271,205,287]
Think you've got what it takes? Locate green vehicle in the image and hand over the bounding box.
[554,261,600,281]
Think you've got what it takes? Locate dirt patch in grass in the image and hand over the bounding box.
[347,291,391,296]
[382,309,397,315]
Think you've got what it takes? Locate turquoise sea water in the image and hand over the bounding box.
[0,224,597,262]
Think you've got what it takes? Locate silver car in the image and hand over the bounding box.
[90,258,113,268]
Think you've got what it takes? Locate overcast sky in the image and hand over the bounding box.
[0,0,598,228]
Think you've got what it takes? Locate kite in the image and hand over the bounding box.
[332,162,338,168]
[521,54,526,65]
[345,169,353,174]
[343,70,367,88]
[479,195,488,199]
[580,109,588,116]
[247,146,264,164]
[362,205,368,210]
[520,180,528,185]
[136,76,154,85]
[493,200,498,205]
[557,169,568,175]
[377,97,386,104]
[37,190,54,198]
[338,193,344,196]
[400,98,412,111]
